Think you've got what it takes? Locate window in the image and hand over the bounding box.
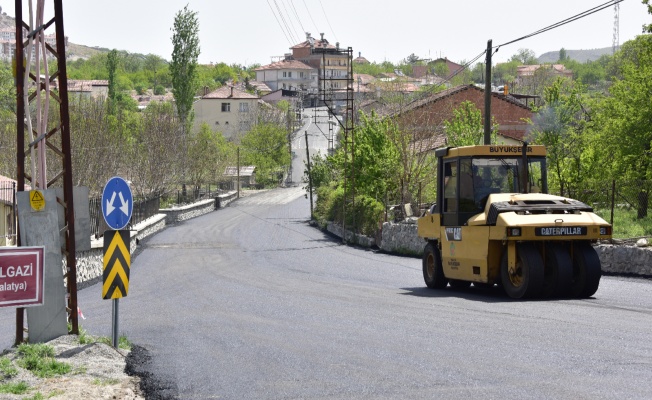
[221,103,230,112]
[288,71,292,78]
[239,102,249,112]
[443,161,458,213]
[299,72,304,78]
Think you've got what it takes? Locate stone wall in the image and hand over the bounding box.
[159,199,216,224]
[70,192,237,288]
[379,219,424,256]
[326,222,375,247]
[595,244,652,276]
[328,219,652,278]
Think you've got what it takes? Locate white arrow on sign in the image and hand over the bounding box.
[105,191,130,216]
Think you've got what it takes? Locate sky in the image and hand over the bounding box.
[2,0,649,67]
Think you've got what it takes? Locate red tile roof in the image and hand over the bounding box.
[202,86,259,100]
[291,39,336,50]
[255,59,314,71]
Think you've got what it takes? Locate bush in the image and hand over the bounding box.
[154,85,166,95]
[313,184,384,236]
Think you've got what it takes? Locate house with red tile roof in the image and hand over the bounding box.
[255,58,316,92]
[368,84,533,153]
[290,33,349,92]
[431,58,464,78]
[193,85,261,140]
[516,64,573,79]
[353,52,369,65]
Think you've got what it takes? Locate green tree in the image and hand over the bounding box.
[558,48,568,62]
[443,101,497,146]
[170,4,200,128]
[493,60,519,86]
[240,123,290,186]
[432,61,449,77]
[509,48,538,65]
[106,49,119,114]
[527,78,591,196]
[643,0,652,33]
[592,34,652,216]
[187,123,229,188]
[308,112,400,234]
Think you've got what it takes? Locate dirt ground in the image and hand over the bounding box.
[1,335,143,399]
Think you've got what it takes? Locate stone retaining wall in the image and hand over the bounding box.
[71,192,237,287]
[159,199,216,224]
[379,219,423,256]
[326,219,652,278]
[595,244,652,276]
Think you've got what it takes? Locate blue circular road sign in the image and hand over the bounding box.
[102,177,133,230]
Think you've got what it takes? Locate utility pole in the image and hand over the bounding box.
[305,131,313,217]
[483,39,492,145]
[15,0,78,343]
[237,147,240,199]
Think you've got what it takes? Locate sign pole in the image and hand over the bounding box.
[101,177,132,349]
[112,298,119,348]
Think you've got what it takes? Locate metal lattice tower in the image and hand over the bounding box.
[317,45,354,241]
[612,3,620,54]
[15,0,78,342]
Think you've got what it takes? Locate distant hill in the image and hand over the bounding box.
[538,47,613,63]
[1,11,107,60]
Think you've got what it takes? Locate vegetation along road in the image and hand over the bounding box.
[2,187,652,399]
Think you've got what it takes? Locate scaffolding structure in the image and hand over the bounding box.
[14,0,78,342]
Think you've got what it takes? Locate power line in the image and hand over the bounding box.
[280,0,302,43]
[442,0,622,86]
[302,0,320,37]
[495,0,623,50]
[266,0,293,46]
[318,0,338,42]
[289,0,306,35]
[273,0,298,44]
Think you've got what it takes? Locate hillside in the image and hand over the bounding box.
[538,47,613,63]
[1,11,107,60]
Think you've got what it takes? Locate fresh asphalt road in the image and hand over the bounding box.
[2,187,652,399]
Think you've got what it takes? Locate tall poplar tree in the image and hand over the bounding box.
[170,4,200,129]
[106,49,118,115]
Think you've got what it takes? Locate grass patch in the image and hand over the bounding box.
[92,377,120,386]
[74,325,132,350]
[0,381,29,394]
[0,356,18,379]
[23,392,45,400]
[97,335,132,350]
[16,343,71,378]
[595,207,652,239]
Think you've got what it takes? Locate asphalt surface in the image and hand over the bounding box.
[4,187,648,399]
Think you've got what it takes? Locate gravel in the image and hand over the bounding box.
[1,334,144,399]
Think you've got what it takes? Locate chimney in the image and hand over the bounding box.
[320,33,324,41]
[359,52,361,57]
[230,86,234,98]
[336,42,339,51]
[306,32,311,40]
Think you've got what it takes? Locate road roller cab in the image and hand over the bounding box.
[417,144,612,299]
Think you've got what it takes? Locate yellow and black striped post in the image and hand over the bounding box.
[102,230,130,299]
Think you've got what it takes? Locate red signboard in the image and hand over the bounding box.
[0,247,44,308]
